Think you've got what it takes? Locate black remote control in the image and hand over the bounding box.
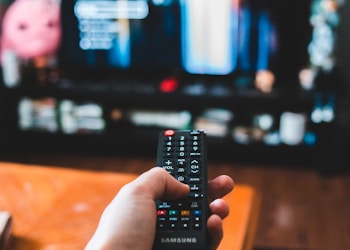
[153,129,209,250]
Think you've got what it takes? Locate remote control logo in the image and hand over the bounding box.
[160,237,197,244]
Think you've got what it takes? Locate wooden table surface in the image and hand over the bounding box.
[0,161,261,250]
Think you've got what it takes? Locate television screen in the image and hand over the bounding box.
[58,0,313,91]
[1,0,343,92]
[0,0,345,144]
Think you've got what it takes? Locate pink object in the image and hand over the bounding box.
[0,0,61,61]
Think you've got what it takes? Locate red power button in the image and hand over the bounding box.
[164,130,175,136]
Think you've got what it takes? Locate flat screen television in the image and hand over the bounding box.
[58,0,313,91]
[0,0,348,152]
[1,0,345,92]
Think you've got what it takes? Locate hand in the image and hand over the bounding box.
[85,167,234,250]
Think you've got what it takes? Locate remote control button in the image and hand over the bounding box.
[188,193,203,199]
[193,210,202,216]
[177,145,187,153]
[194,216,201,222]
[181,210,191,216]
[169,222,177,229]
[169,210,178,216]
[162,160,175,174]
[164,130,175,136]
[178,135,186,141]
[189,177,201,183]
[181,223,190,229]
[190,152,202,157]
[189,160,200,175]
[193,223,202,230]
[157,210,167,216]
[176,139,187,146]
[190,184,201,192]
[176,175,186,183]
[177,167,186,174]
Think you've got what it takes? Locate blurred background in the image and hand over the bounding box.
[0,0,349,165]
[1,1,350,249]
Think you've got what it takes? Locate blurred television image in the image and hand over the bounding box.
[0,0,348,155]
[0,0,343,92]
[58,0,312,90]
[0,0,62,87]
